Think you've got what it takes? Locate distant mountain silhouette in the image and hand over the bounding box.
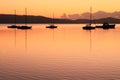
[76,17,120,23]
[61,11,120,20]
[0,14,120,23]
[0,14,74,23]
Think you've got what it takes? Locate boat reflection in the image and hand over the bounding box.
[14,28,17,48]
[89,30,92,53]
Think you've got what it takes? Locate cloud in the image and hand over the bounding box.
[61,11,120,20]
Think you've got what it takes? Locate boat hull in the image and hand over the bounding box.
[96,24,115,29]
[83,25,95,30]
[8,25,19,28]
[17,26,32,29]
[46,25,57,29]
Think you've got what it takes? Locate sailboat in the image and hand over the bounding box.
[8,10,19,28]
[17,8,32,29]
[46,13,57,29]
[83,7,95,30]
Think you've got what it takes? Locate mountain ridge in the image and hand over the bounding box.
[61,11,120,20]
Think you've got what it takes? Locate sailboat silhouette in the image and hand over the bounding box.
[46,13,57,29]
[83,7,95,30]
[8,10,20,28]
[17,8,32,29]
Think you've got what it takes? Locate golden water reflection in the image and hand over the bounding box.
[0,24,120,80]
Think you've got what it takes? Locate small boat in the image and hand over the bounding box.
[17,8,32,30]
[8,25,19,28]
[96,22,115,29]
[17,26,32,29]
[83,24,95,30]
[8,10,19,28]
[46,13,57,29]
[46,24,57,29]
[83,7,95,30]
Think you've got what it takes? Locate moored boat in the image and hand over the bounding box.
[8,10,19,28]
[96,23,115,29]
[17,8,32,30]
[46,13,57,29]
[83,24,95,30]
[8,25,19,28]
[17,26,32,29]
[83,7,95,30]
[46,24,57,29]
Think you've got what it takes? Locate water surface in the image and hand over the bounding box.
[0,24,120,80]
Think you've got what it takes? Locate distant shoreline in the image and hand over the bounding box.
[0,22,119,24]
[0,14,120,24]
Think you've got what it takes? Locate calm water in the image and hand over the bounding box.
[0,24,120,80]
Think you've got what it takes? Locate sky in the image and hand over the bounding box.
[0,0,120,18]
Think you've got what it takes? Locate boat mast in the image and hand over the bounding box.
[90,7,92,25]
[14,10,16,25]
[52,13,54,25]
[25,8,27,26]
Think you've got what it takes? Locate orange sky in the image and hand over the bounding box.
[0,0,120,18]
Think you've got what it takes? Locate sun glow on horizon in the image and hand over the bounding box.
[0,0,120,18]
